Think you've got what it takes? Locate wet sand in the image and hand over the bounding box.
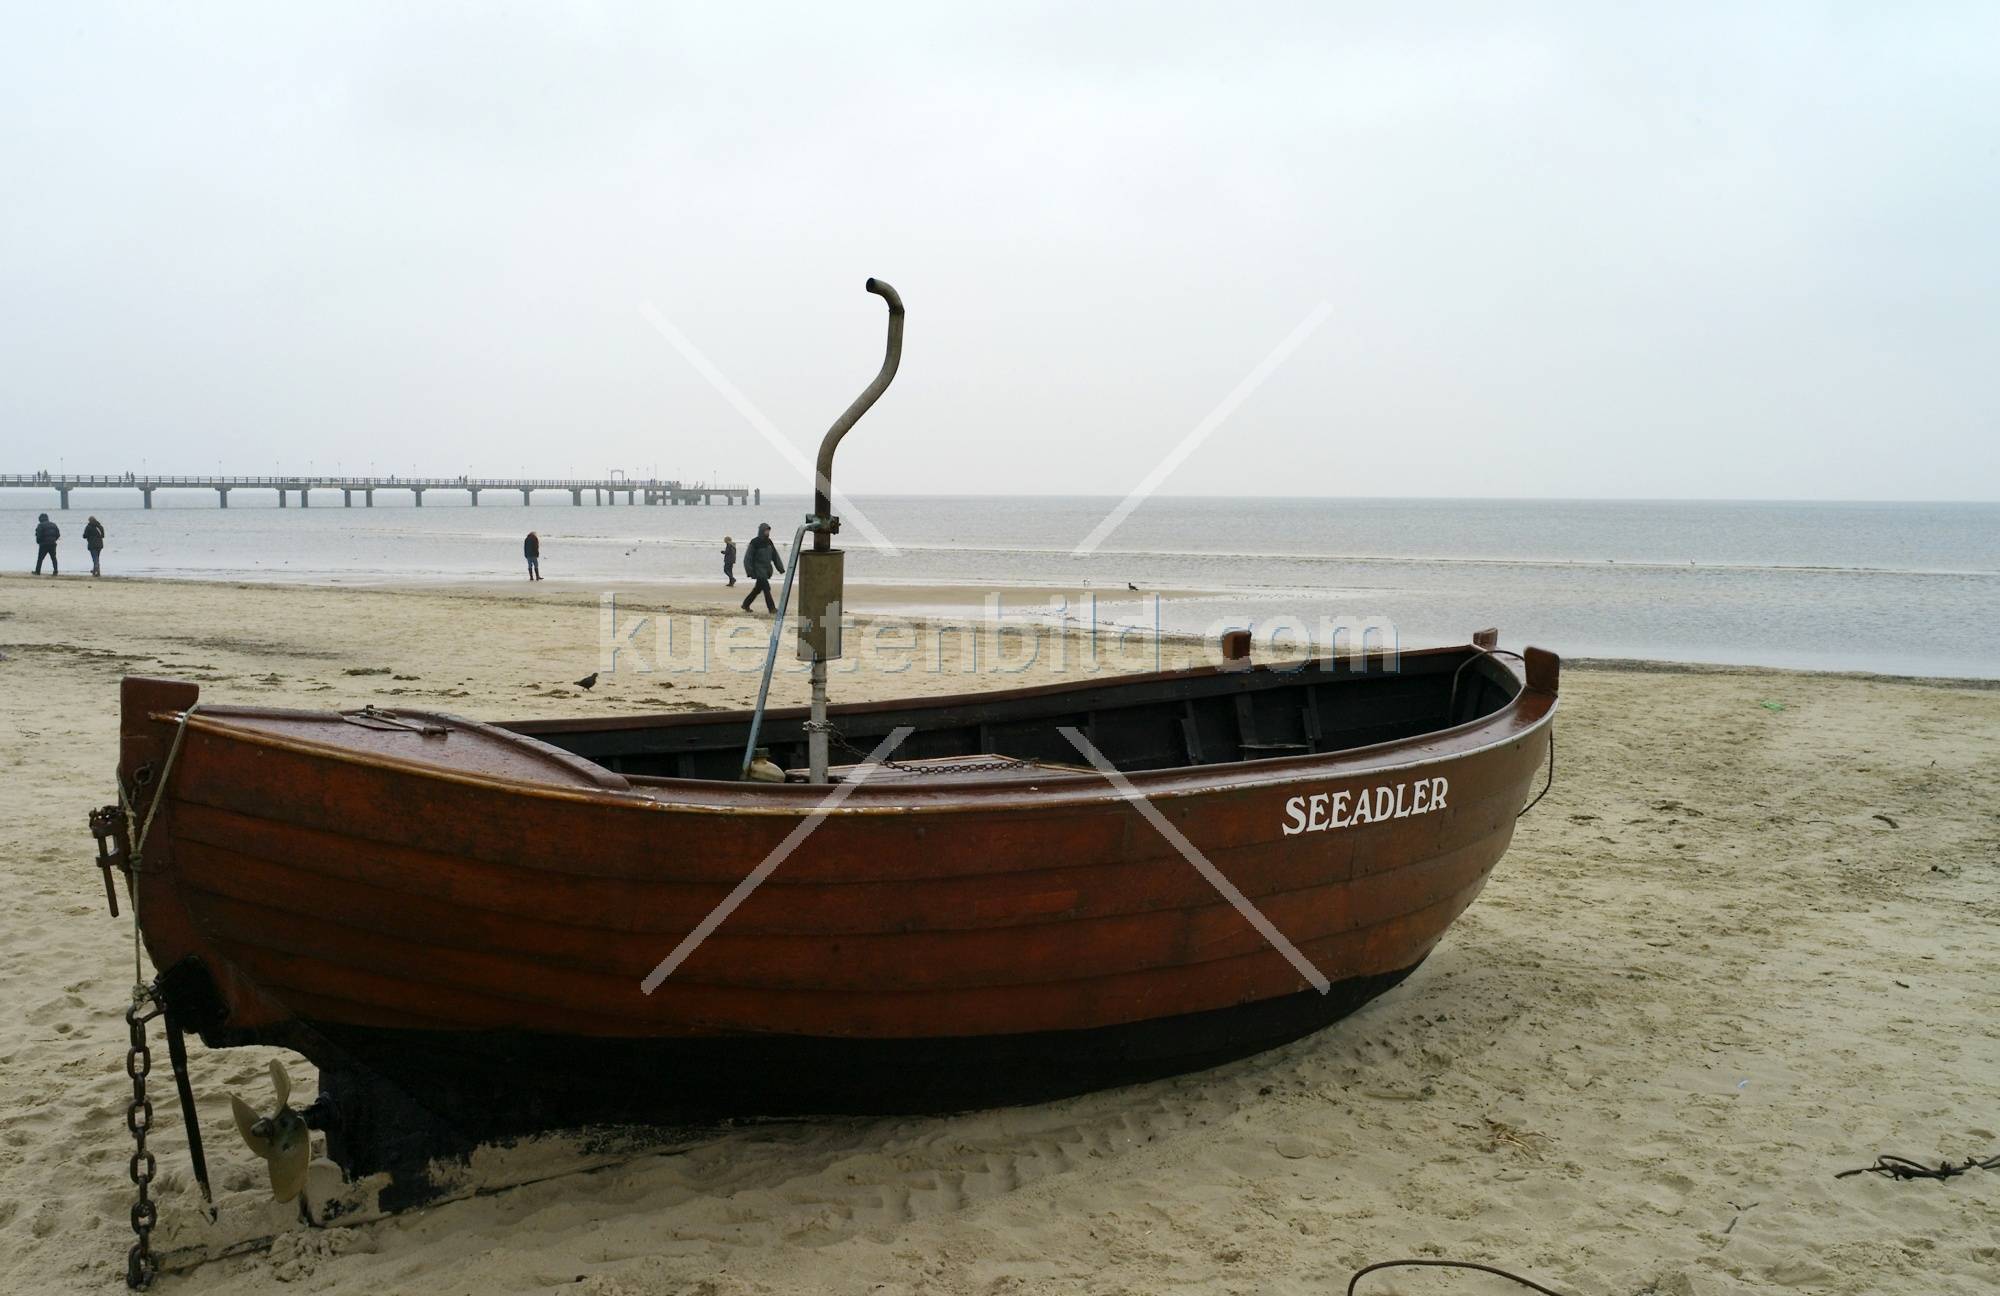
[420,574,1225,627]
[1,573,1995,1294]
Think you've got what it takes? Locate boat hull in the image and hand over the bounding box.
[291,963,1419,1134]
[113,645,1556,1182]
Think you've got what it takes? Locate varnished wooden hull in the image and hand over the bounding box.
[116,644,1556,1148]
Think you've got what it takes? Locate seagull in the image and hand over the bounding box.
[574,672,598,691]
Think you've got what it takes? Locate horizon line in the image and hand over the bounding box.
[1,487,1994,507]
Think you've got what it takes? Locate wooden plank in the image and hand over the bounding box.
[176,832,1504,993]
[205,884,1492,1039]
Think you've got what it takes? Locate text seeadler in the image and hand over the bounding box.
[1281,778,1448,835]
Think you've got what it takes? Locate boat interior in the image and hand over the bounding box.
[503,645,1524,784]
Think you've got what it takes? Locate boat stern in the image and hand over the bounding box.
[119,675,202,803]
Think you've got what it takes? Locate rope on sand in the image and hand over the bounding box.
[1345,1149,1997,1295]
[1349,1259,1572,1295]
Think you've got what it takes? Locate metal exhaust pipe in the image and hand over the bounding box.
[811,278,903,550]
[742,279,904,783]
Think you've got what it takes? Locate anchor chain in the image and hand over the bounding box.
[123,988,162,1290]
[96,704,202,1289]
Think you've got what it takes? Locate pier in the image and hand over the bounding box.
[0,473,758,510]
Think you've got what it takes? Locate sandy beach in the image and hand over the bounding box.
[2,572,1995,1295]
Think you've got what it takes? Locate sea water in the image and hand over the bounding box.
[4,493,1996,678]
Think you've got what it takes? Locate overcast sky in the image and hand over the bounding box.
[2,3,1996,500]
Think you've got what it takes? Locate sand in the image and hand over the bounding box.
[1,571,1995,1295]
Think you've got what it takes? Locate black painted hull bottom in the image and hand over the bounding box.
[221,963,1420,1206]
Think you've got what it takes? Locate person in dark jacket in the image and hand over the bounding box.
[523,531,541,580]
[721,535,737,587]
[33,513,59,575]
[83,516,105,576]
[739,523,783,613]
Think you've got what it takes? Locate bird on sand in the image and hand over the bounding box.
[1127,582,1140,591]
[574,672,598,691]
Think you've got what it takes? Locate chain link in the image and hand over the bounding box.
[123,990,160,1290]
[102,707,202,1289]
[825,722,1035,777]
[884,757,1027,775]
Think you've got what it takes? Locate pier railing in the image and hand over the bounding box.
[0,473,758,509]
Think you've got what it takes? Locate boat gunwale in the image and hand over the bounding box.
[501,644,1458,736]
[148,646,1555,816]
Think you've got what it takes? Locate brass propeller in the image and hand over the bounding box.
[229,1058,311,1203]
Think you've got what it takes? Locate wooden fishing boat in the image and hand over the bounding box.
[89,282,1558,1228]
[105,633,1556,1195]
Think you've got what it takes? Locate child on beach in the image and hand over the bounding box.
[524,531,541,581]
[722,535,737,586]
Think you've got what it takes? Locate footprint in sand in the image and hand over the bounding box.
[27,1201,60,1238]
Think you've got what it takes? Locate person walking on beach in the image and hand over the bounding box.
[523,531,542,581]
[82,516,105,576]
[32,513,59,575]
[721,535,737,587]
[740,522,782,613]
